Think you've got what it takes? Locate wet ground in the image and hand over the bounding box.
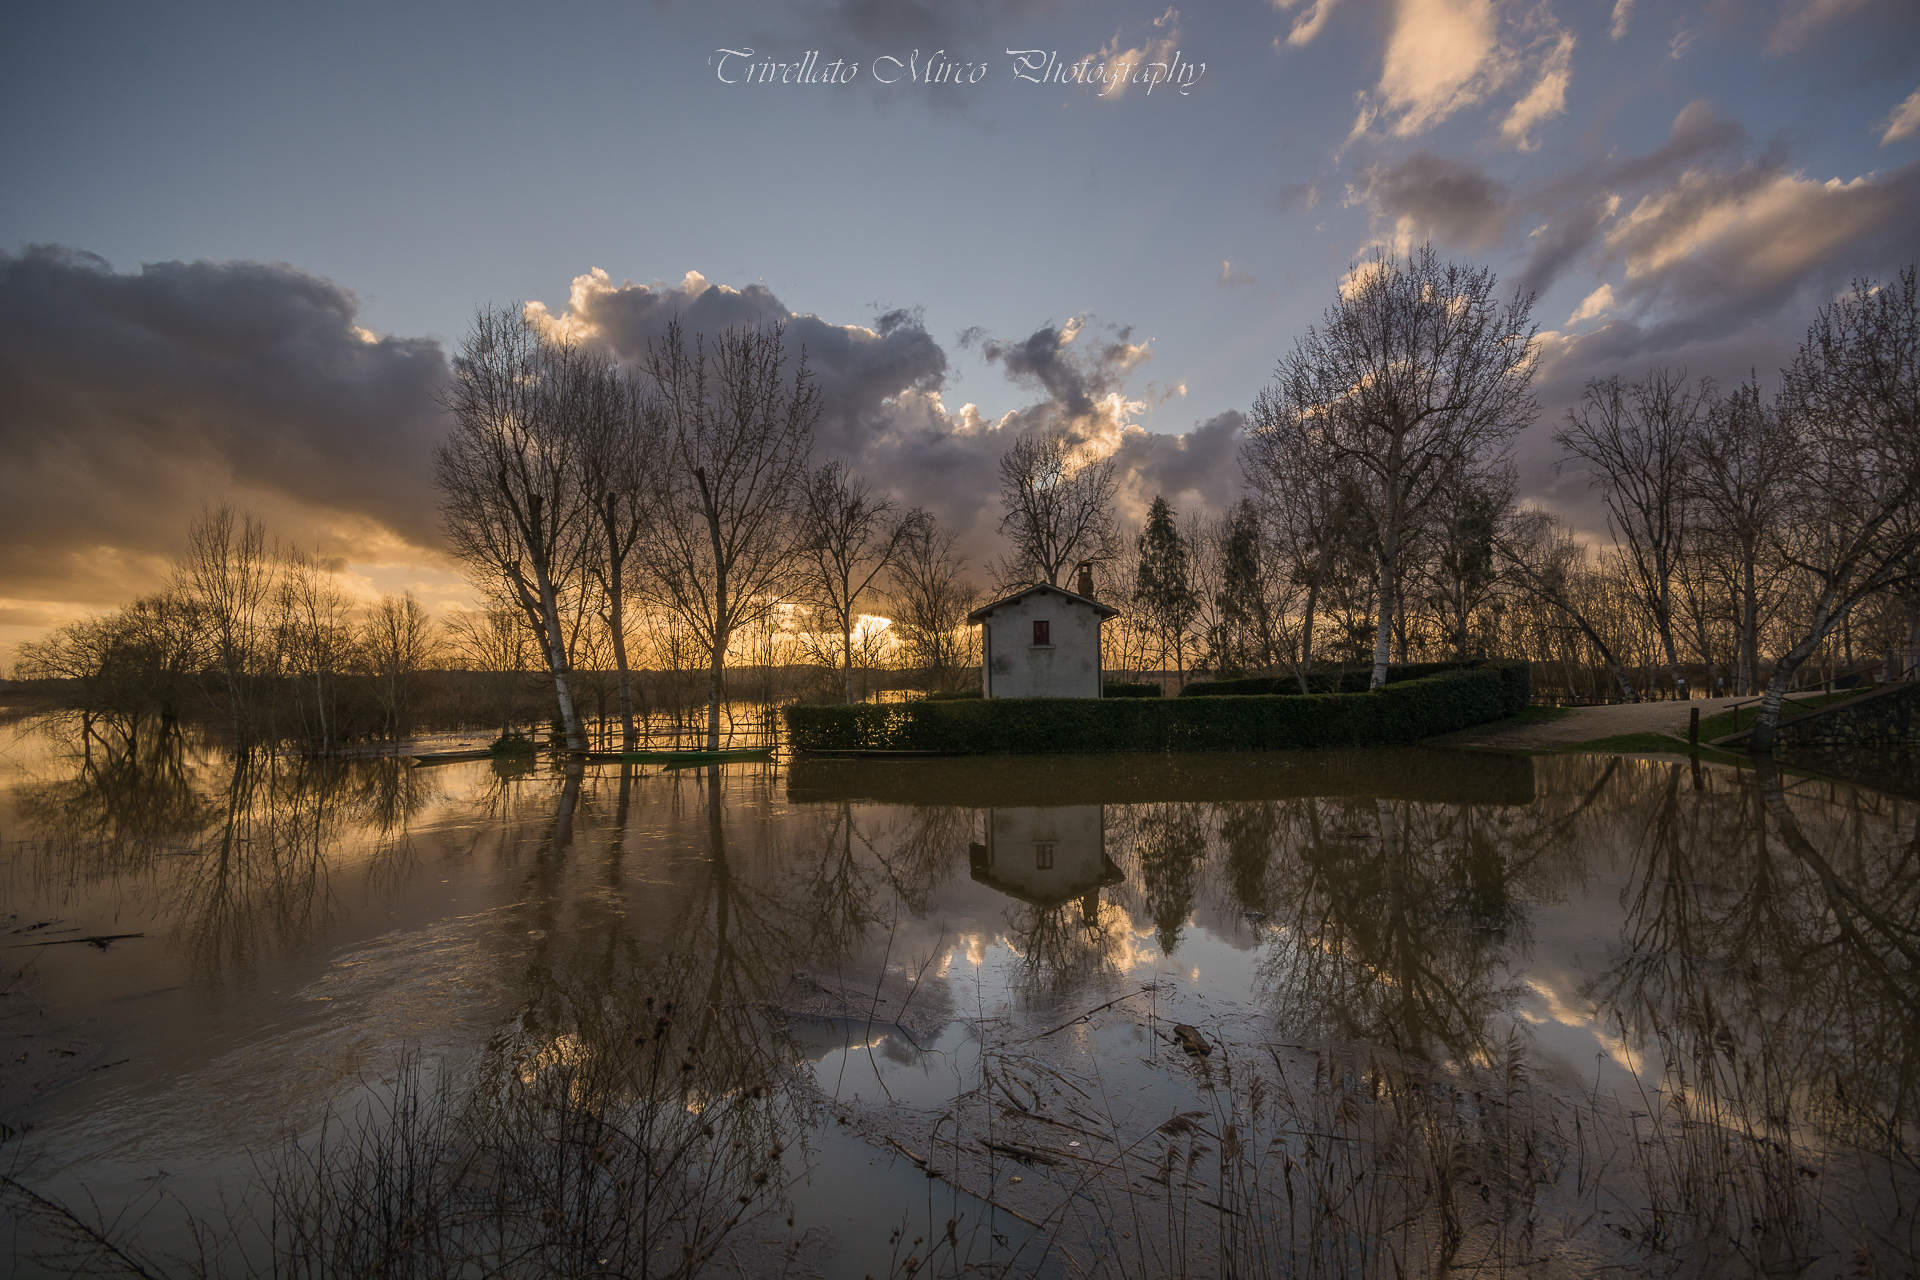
[1,717,1915,1277]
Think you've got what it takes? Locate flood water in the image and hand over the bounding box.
[2,715,1915,1277]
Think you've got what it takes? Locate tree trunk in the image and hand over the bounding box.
[1747,593,1841,751]
[1739,549,1758,697]
[536,573,587,752]
[1372,444,1402,690]
[844,619,855,705]
[1371,549,1395,690]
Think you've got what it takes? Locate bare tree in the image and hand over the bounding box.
[1690,377,1797,696]
[887,515,980,692]
[571,348,656,746]
[1749,267,1920,748]
[638,322,818,749]
[435,306,592,751]
[1424,466,1515,660]
[1501,509,1641,702]
[276,547,357,752]
[797,461,920,704]
[1244,399,1373,689]
[1555,370,1707,696]
[1258,246,1539,687]
[992,428,1119,590]
[445,605,535,740]
[175,504,277,746]
[362,593,438,741]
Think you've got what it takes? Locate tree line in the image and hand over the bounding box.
[14,253,1918,754]
[14,505,439,753]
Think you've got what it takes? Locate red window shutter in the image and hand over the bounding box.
[1033,620,1050,645]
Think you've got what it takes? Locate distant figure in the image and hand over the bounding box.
[1676,676,1687,700]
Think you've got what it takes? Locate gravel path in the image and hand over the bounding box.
[1447,694,1806,749]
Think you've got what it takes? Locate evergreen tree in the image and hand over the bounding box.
[1134,495,1200,686]
[1212,498,1272,675]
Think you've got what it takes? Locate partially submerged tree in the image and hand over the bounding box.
[435,306,592,751]
[1748,267,1920,749]
[1555,370,1707,696]
[1257,246,1539,687]
[571,347,656,746]
[362,593,438,741]
[175,504,278,746]
[638,322,818,750]
[993,428,1119,590]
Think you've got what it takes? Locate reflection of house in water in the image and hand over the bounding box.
[969,806,1123,923]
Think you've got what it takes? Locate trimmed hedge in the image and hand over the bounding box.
[785,659,1529,755]
[923,688,984,701]
[1102,682,1163,698]
[1179,661,1493,697]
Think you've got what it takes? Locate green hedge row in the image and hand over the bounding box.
[1102,682,1163,698]
[1179,661,1493,697]
[785,660,1529,755]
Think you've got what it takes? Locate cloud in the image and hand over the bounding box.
[0,246,1246,644]
[538,267,949,465]
[1766,0,1870,52]
[1566,283,1615,324]
[1500,29,1575,150]
[0,245,450,616]
[1077,6,1190,100]
[1883,87,1920,144]
[1360,0,1513,137]
[1272,0,1347,47]
[1354,151,1512,250]
[1219,260,1257,288]
[1609,0,1633,40]
[541,276,1241,574]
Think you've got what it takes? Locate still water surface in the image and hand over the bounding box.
[2,716,1914,1275]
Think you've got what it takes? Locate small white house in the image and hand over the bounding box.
[967,579,1119,698]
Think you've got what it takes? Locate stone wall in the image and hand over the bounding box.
[1757,681,1920,748]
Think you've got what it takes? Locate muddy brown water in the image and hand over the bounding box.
[1,716,1915,1276]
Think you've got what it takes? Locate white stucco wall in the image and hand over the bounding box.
[973,806,1115,907]
[977,587,1104,698]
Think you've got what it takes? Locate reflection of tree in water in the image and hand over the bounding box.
[1588,758,1920,1157]
[1254,797,1534,1062]
[1006,896,1129,1006]
[1218,799,1283,916]
[16,735,441,980]
[1134,802,1209,955]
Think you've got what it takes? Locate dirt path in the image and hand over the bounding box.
[1445,694,1811,750]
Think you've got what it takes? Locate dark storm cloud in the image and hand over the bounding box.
[1358,152,1511,251]
[1112,410,1246,513]
[970,318,1148,423]
[559,283,1243,568]
[0,245,449,607]
[555,272,948,462]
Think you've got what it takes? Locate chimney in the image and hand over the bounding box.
[1076,560,1095,599]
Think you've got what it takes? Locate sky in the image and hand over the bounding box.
[3,0,1917,658]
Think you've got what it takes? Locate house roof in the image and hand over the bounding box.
[966,581,1121,624]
